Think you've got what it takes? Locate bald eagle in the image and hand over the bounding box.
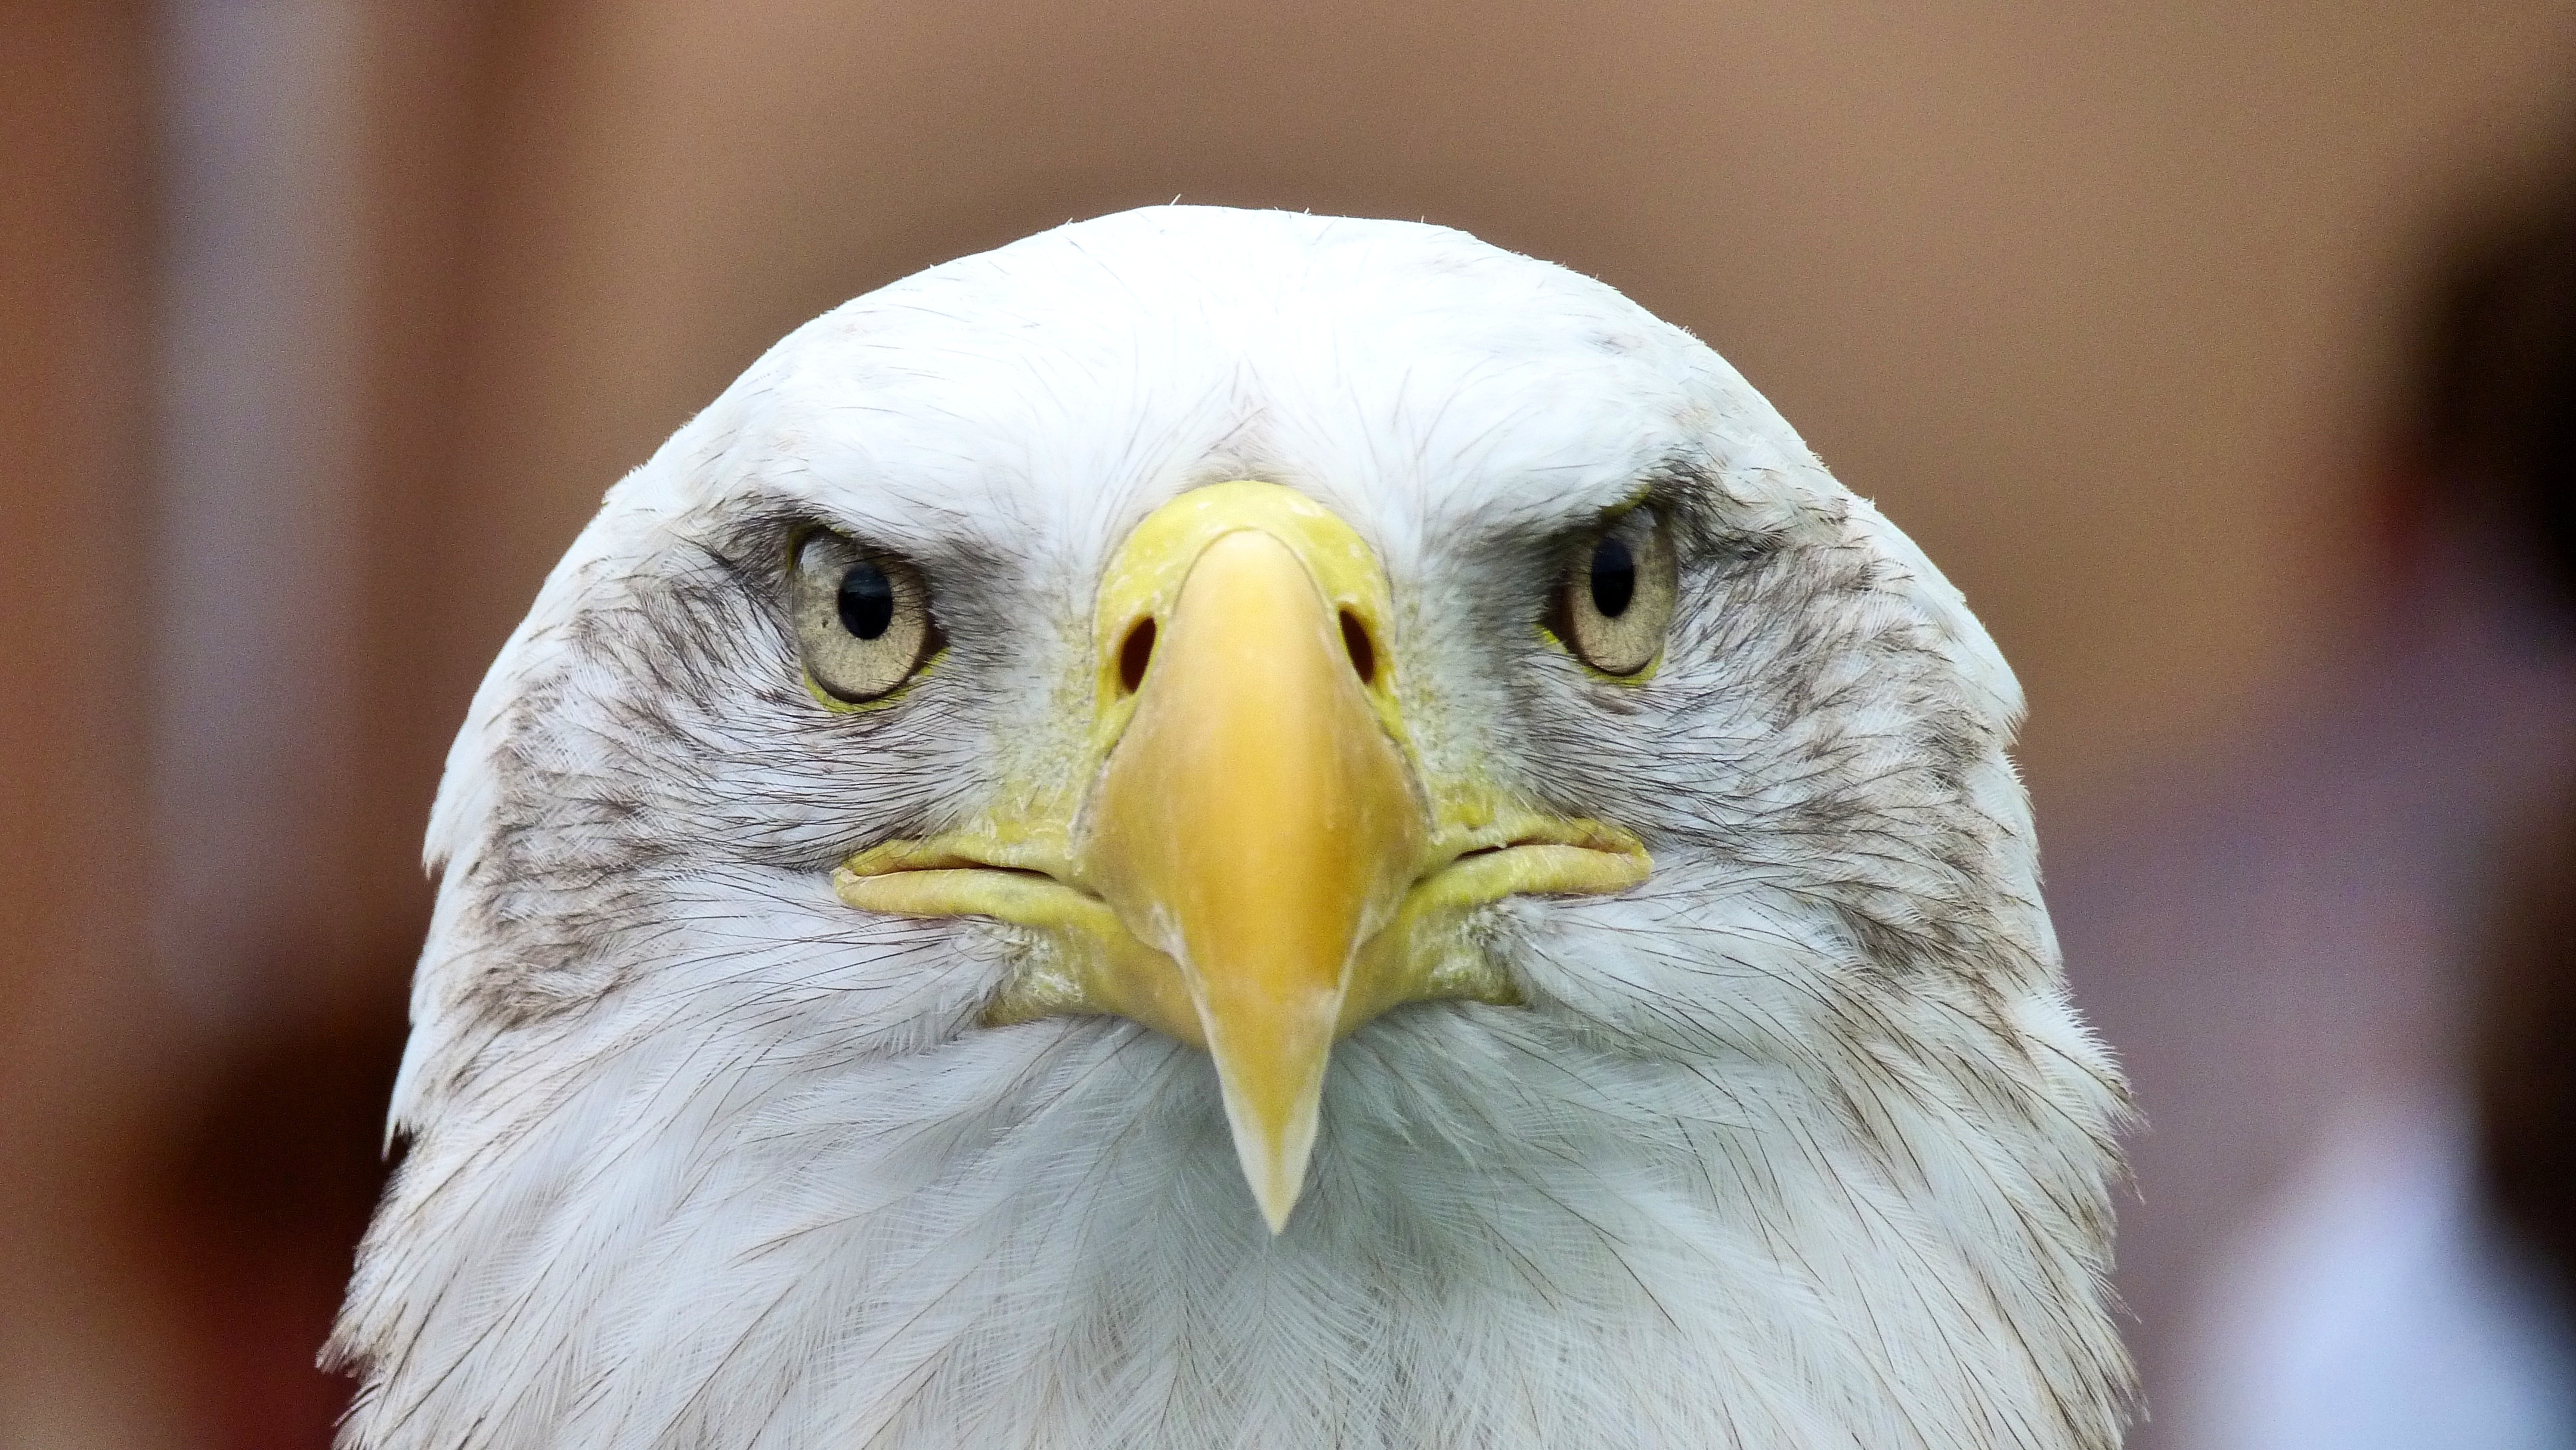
[333,206,2130,1449]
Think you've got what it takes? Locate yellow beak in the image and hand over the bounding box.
[835,482,1649,1232]
[1083,525,1424,1228]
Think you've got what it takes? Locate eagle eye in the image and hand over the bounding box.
[790,529,934,704]
[1553,508,1676,677]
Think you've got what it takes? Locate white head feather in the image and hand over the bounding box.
[335,206,2129,1449]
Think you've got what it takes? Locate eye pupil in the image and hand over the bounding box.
[1589,536,1636,618]
[837,563,895,639]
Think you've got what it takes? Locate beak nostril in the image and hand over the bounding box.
[1339,609,1376,685]
[1119,618,1157,694]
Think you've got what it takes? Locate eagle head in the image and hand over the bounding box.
[333,206,2129,1449]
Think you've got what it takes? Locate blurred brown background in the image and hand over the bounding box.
[7,2,2574,1445]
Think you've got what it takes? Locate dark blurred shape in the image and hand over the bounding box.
[2478,788,2576,1311]
[147,956,411,1450]
[2442,159,2576,1313]
[2411,183,2576,611]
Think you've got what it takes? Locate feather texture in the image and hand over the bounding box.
[335,206,2130,1449]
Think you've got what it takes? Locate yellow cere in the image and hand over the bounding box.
[1088,479,1409,756]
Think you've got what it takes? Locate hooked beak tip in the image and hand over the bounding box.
[1212,1060,1326,1235]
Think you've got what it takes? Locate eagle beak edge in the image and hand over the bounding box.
[1082,519,1426,1232]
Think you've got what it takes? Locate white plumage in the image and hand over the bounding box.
[333,206,2130,1449]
